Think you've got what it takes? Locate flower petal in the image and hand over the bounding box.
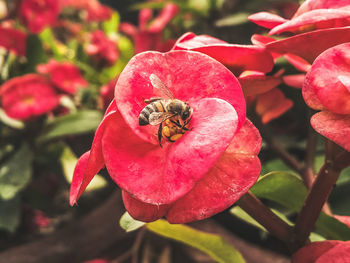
[294,0,350,18]
[122,191,170,222]
[173,34,274,76]
[284,54,311,72]
[102,98,238,205]
[283,74,306,89]
[269,9,350,35]
[303,43,350,114]
[148,3,179,33]
[248,12,288,29]
[69,102,118,205]
[256,88,293,124]
[115,50,245,144]
[266,26,350,64]
[239,72,282,97]
[166,119,261,223]
[292,241,341,263]
[311,111,350,152]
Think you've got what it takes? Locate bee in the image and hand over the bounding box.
[138,74,193,147]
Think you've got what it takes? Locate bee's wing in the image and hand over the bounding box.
[149,112,175,125]
[150,74,175,99]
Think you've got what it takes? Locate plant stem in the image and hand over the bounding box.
[302,115,317,188]
[237,191,293,243]
[292,142,350,251]
[252,114,304,174]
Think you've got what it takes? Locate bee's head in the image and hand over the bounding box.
[181,104,193,121]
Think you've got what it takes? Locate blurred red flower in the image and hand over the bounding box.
[0,26,27,56]
[99,78,117,110]
[37,60,88,94]
[85,30,119,66]
[70,51,261,223]
[120,3,179,53]
[61,0,112,22]
[0,74,59,120]
[19,0,61,34]
[292,240,350,263]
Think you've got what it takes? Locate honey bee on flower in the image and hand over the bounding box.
[138,74,193,147]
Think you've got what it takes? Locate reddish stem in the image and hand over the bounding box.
[292,143,350,251]
[237,192,293,243]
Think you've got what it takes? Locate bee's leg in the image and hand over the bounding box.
[170,119,184,128]
[144,97,163,104]
[184,115,193,131]
[169,119,190,131]
[158,122,163,148]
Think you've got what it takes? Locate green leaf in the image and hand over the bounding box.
[37,110,103,142]
[0,144,32,200]
[316,213,350,241]
[230,206,326,242]
[24,34,48,73]
[251,172,307,211]
[120,212,145,232]
[230,206,292,232]
[0,196,20,233]
[103,11,120,36]
[261,159,290,175]
[215,13,249,27]
[147,219,245,263]
[60,145,107,191]
[39,28,63,60]
[250,172,350,240]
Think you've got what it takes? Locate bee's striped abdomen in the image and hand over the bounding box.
[138,100,166,126]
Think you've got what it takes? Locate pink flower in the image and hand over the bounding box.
[19,0,61,34]
[0,26,27,56]
[37,60,88,94]
[85,30,119,66]
[303,43,350,151]
[249,1,350,36]
[266,26,350,64]
[172,32,274,76]
[292,240,350,263]
[249,1,350,65]
[293,0,350,18]
[0,74,60,120]
[120,3,179,53]
[70,51,261,223]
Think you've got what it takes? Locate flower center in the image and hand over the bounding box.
[23,96,35,105]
